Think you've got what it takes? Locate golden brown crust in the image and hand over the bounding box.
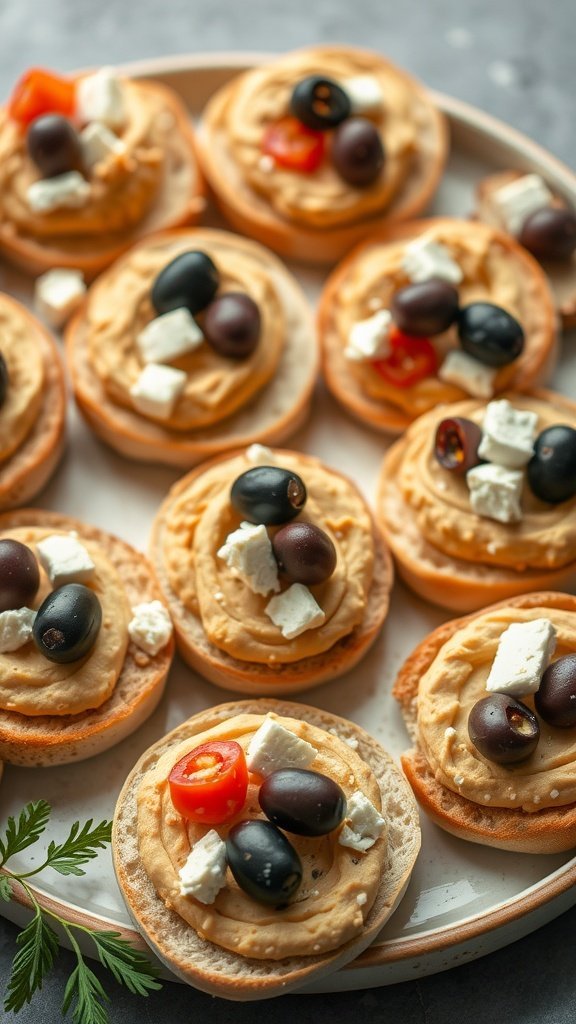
[0,509,174,766]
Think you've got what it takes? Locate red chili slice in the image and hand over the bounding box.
[8,68,76,126]
[262,116,325,173]
[168,740,249,824]
[372,329,438,388]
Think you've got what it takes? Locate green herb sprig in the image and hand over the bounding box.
[0,800,161,1022]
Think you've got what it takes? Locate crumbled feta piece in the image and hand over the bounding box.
[438,350,497,398]
[356,891,368,906]
[478,399,538,468]
[454,775,465,787]
[0,608,36,653]
[486,619,557,696]
[265,583,325,639]
[34,268,86,328]
[402,237,463,285]
[178,830,227,904]
[245,443,274,464]
[338,791,385,853]
[77,67,126,128]
[128,600,173,656]
[345,309,392,361]
[27,172,90,214]
[36,534,95,587]
[246,715,317,777]
[466,463,524,523]
[79,121,126,168]
[136,308,204,364]
[345,75,385,115]
[550,789,560,799]
[217,522,279,596]
[130,363,187,419]
[491,174,553,235]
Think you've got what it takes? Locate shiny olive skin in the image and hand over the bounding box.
[434,417,483,473]
[468,693,540,765]
[526,425,576,503]
[259,769,346,837]
[391,280,460,337]
[535,655,576,727]
[26,114,83,178]
[230,466,307,525]
[0,540,40,613]
[290,75,351,130]
[331,117,385,187]
[0,352,9,410]
[272,522,336,585]
[518,207,576,261]
[151,251,219,316]
[32,584,102,663]
[226,820,302,905]
[202,292,261,359]
[457,302,524,367]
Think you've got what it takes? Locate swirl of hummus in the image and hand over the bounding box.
[137,712,387,959]
[84,233,285,430]
[396,394,576,571]
[0,298,44,463]
[0,527,131,715]
[162,450,375,662]
[417,604,576,811]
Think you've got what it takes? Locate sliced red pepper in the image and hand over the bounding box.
[8,68,76,126]
[372,329,438,388]
[262,116,325,173]
[168,740,249,824]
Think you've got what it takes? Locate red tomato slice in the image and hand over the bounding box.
[8,68,76,126]
[262,116,325,173]
[372,329,438,388]
[168,740,249,824]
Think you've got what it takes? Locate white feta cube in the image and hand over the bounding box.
[402,237,463,285]
[478,400,538,468]
[178,830,227,904]
[265,583,325,639]
[486,618,557,696]
[245,443,275,464]
[217,522,279,596]
[345,309,392,361]
[466,463,524,523]
[80,121,126,168]
[136,308,204,365]
[491,174,553,235]
[338,791,385,853]
[77,67,126,129]
[345,75,385,115]
[36,534,95,587]
[33,268,86,328]
[246,715,317,777]
[0,608,36,653]
[27,171,90,214]
[130,363,187,420]
[128,600,172,656]
[438,349,497,398]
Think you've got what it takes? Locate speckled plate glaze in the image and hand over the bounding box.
[1,54,576,994]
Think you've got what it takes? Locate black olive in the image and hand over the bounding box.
[259,769,346,836]
[151,251,220,317]
[526,425,576,503]
[32,583,102,664]
[457,302,524,367]
[391,280,460,337]
[0,352,9,410]
[0,539,40,613]
[434,417,483,473]
[468,693,540,765]
[290,76,351,131]
[272,522,336,585]
[202,292,261,359]
[518,207,576,261]
[26,114,83,178]
[230,466,307,525]
[331,117,385,187]
[535,655,576,727]
[226,820,302,906]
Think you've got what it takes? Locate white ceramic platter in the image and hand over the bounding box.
[1,54,576,994]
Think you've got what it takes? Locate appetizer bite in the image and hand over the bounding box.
[198,45,447,263]
[394,592,576,853]
[320,218,557,433]
[150,446,393,692]
[0,509,174,766]
[113,699,420,999]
